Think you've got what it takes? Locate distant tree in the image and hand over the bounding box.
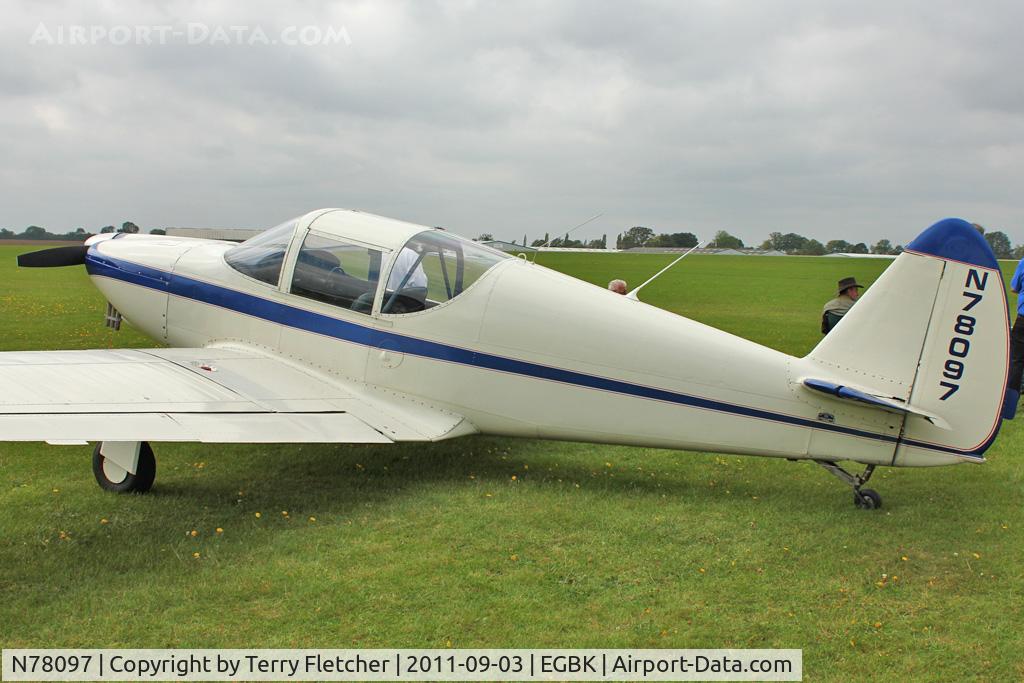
[22,226,47,239]
[801,239,826,255]
[825,239,851,254]
[893,244,905,254]
[620,226,655,249]
[710,230,744,249]
[985,230,1012,259]
[530,238,546,247]
[585,238,604,249]
[759,231,808,253]
[779,233,809,253]
[973,223,985,235]
[119,221,140,234]
[871,239,894,255]
[1013,244,1024,260]
[0,228,13,239]
[762,232,783,250]
[522,234,527,246]
[850,242,869,254]
[149,228,166,235]
[100,226,116,234]
[601,234,607,249]
[473,233,494,242]
[615,233,623,249]
[665,232,698,248]
[57,227,90,241]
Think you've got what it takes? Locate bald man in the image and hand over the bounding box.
[608,279,627,295]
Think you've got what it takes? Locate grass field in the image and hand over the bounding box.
[1,244,1022,680]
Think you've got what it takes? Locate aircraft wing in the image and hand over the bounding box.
[0,347,470,444]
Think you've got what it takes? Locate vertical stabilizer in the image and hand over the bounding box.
[805,218,1010,466]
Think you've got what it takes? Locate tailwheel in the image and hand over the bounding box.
[815,460,882,510]
[853,488,882,510]
[92,441,156,493]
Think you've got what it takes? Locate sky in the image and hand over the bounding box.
[2,0,1023,247]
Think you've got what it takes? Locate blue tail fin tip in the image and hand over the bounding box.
[905,218,999,270]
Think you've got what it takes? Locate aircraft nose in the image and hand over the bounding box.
[87,233,199,275]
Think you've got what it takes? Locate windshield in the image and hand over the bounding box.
[382,231,509,314]
[224,218,298,286]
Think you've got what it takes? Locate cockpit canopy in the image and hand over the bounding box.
[224,210,510,316]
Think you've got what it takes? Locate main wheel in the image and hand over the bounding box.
[92,442,156,493]
[854,488,882,509]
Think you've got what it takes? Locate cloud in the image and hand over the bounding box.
[1,0,1023,247]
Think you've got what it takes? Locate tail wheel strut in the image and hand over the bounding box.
[815,460,882,509]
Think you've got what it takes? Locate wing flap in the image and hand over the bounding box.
[0,346,470,443]
[0,412,392,443]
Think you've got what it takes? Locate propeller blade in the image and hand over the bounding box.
[17,245,89,268]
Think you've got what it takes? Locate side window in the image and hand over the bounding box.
[382,231,509,314]
[225,219,297,286]
[290,232,383,315]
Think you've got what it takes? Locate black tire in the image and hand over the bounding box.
[854,488,882,510]
[92,442,156,493]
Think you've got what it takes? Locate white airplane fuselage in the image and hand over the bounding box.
[84,218,979,471]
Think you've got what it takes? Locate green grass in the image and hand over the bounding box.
[1,245,1023,680]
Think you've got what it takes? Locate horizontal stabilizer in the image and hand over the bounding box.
[802,378,950,430]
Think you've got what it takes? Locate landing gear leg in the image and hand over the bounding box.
[93,441,156,493]
[815,460,881,509]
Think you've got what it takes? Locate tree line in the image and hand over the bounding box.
[498,222,1022,258]
[12,220,1023,260]
[0,222,165,241]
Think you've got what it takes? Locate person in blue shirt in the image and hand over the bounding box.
[1008,258,1024,392]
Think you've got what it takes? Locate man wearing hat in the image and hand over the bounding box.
[821,277,864,334]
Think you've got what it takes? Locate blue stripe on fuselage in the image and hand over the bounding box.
[87,250,987,458]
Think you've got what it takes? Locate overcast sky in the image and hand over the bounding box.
[2,0,1023,246]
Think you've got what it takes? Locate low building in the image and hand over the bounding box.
[626,247,785,256]
[823,252,898,259]
[164,227,262,242]
[481,240,538,255]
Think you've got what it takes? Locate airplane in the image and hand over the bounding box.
[5,210,1015,509]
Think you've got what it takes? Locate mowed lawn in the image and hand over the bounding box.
[1,243,1022,680]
